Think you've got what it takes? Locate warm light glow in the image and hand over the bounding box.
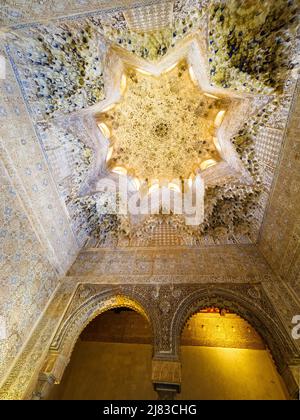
[149,184,159,193]
[112,166,127,175]
[163,62,178,74]
[149,180,159,193]
[200,159,217,171]
[181,310,265,349]
[100,103,115,113]
[214,110,226,127]
[136,68,152,76]
[168,182,181,193]
[188,174,194,189]
[106,146,113,162]
[102,58,224,181]
[204,92,220,100]
[213,137,222,154]
[188,65,197,84]
[120,74,127,94]
[132,177,141,190]
[98,122,111,138]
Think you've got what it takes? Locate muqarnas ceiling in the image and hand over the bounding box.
[101,60,223,181]
[5,0,299,246]
[208,0,299,93]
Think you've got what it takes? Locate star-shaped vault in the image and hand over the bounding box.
[99,60,226,182]
[62,32,271,224]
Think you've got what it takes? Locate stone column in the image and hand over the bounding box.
[31,373,56,400]
[31,352,69,400]
[280,364,300,400]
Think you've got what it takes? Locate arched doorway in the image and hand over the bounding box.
[48,307,156,400]
[178,307,288,400]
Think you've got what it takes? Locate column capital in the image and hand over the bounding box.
[152,359,181,400]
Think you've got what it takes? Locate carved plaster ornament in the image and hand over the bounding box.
[61,32,271,228]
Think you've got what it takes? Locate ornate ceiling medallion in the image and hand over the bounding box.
[73,33,271,225]
[98,59,225,184]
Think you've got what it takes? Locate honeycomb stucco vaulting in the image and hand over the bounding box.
[0,0,299,400]
[3,1,298,245]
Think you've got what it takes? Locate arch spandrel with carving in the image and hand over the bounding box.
[46,283,300,368]
[32,282,300,400]
[168,285,299,372]
[32,285,158,400]
[49,287,154,362]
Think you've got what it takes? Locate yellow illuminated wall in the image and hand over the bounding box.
[178,311,288,400]
[179,346,287,400]
[49,310,288,400]
[48,340,156,400]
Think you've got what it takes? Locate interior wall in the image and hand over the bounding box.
[0,36,80,386]
[50,339,288,401]
[49,308,289,400]
[0,160,58,383]
[48,340,156,400]
[1,0,163,28]
[179,346,287,400]
[80,309,152,344]
[181,312,265,349]
[259,80,300,297]
[0,40,79,275]
[68,245,271,281]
